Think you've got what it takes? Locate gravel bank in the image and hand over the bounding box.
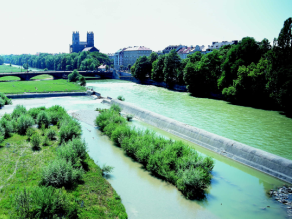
[70,110,99,127]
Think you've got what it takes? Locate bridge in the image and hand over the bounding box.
[0,71,113,81]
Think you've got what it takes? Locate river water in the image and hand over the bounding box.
[0,96,289,219]
[87,79,292,161]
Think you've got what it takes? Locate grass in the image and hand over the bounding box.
[0,65,25,73]
[0,79,86,94]
[0,125,127,218]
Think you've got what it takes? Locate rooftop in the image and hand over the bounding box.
[124,46,151,51]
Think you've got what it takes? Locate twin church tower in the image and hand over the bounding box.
[69,31,99,53]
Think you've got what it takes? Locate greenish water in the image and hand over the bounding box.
[0,97,289,218]
[87,79,292,160]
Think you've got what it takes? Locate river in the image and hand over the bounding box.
[87,79,292,161]
[0,96,289,219]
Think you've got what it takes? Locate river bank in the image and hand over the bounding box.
[0,96,290,219]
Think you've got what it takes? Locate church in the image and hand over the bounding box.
[69,31,99,53]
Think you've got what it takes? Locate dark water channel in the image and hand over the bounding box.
[0,97,289,218]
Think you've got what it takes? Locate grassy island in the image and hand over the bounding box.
[0,105,127,218]
[0,79,86,94]
[95,105,214,199]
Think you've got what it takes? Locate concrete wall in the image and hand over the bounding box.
[6,92,87,99]
[109,99,292,183]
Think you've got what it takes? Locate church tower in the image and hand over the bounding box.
[71,31,80,53]
[87,32,94,47]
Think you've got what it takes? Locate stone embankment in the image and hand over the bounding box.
[103,98,292,184]
[6,92,88,99]
[269,186,292,216]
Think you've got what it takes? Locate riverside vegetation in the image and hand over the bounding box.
[0,93,12,108]
[130,17,292,115]
[0,105,127,218]
[95,105,214,199]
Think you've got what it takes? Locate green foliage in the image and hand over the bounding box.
[47,105,67,125]
[68,69,81,82]
[57,138,87,166]
[0,55,4,65]
[43,135,50,146]
[79,76,86,86]
[28,107,46,120]
[151,55,165,82]
[0,92,12,105]
[148,52,158,64]
[96,107,214,199]
[14,186,78,218]
[117,95,125,101]
[46,128,56,140]
[31,132,41,150]
[40,158,84,188]
[126,114,133,121]
[101,164,114,175]
[26,127,36,140]
[0,117,13,138]
[163,49,182,86]
[0,126,4,144]
[132,56,152,79]
[12,105,27,119]
[37,110,51,128]
[17,114,34,135]
[59,116,81,143]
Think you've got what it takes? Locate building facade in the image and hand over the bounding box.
[114,46,152,70]
[69,31,99,53]
[205,40,238,53]
[162,45,186,54]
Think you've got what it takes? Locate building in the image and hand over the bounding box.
[107,53,114,61]
[114,46,152,70]
[162,45,186,54]
[205,40,238,54]
[69,31,99,53]
[98,64,107,72]
[177,46,193,59]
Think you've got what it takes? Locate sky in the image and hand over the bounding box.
[0,0,291,55]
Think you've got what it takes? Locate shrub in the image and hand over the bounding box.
[40,158,83,188]
[126,114,133,121]
[46,128,56,140]
[59,116,81,143]
[43,135,50,146]
[47,105,67,125]
[44,68,48,71]
[37,111,51,128]
[31,133,41,150]
[28,107,46,120]
[14,186,78,218]
[2,113,12,121]
[40,124,46,136]
[111,104,122,113]
[117,95,125,101]
[17,114,34,135]
[57,138,87,166]
[26,127,36,140]
[101,164,114,175]
[0,98,4,108]
[79,76,86,86]
[0,118,13,138]
[0,126,4,144]
[68,69,81,82]
[0,92,12,105]
[12,105,27,119]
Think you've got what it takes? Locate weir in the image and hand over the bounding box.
[106,98,292,183]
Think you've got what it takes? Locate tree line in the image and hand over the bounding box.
[1,51,113,71]
[131,17,292,114]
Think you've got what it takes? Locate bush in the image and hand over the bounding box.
[111,104,122,113]
[28,107,46,120]
[47,105,67,125]
[46,128,56,140]
[17,114,34,135]
[37,111,51,128]
[57,138,87,166]
[0,92,12,105]
[14,186,78,218]
[0,98,4,108]
[95,106,214,199]
[43,135,50,146]
[117,95,125,101]
[0,117,13,138]
[101,164,114,175]
[79,76,86,86]
[59,116,81,143]
[126,114,133,121]
[31,133,41,150]
[12,105,27,119]
[44,68,48,71]
[0,126,4,144]
[26,127,36,140]
[40,158,83,188]
[68,69,81,82]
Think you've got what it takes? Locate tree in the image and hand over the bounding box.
[132,56,151,80]
[106,65,110,71]
[127,64,131,70]
[68,69,81,82]
[79,76,86,86]
[163,49,182,86]
[148,52,158,64]
[151,55,165,82]
[218,37,262,90]
[120,65,124,70]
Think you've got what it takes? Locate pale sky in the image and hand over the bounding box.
[0,0,291,55]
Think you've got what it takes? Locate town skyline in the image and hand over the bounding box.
[0,0,291,55]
